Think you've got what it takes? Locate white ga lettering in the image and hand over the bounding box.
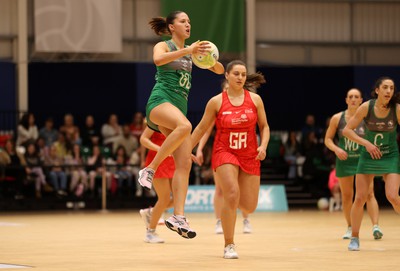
[229,132,247,149]
[373,133,384,146]
[344,137,359,151]
[185,189,215,205]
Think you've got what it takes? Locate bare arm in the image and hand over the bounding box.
[252,94,269,160]
[195,123,215,166]
[153,40,209,67]
[209,61,225,75]
[324,113,348,161]
[343,101,381,159]
[139,127,159,152]
[191,96,220,150]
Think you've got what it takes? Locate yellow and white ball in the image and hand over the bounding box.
[192,41,219,69]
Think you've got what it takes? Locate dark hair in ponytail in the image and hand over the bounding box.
[225,60,266,92]
[149,11,185,36]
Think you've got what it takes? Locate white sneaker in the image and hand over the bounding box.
[144,230,164,244]
[139,208,152,229]
[342,226,352,239]
[137,168,154,190]
[224,244,239,259]
[165,215,196,239]
[372,225,383,240]
[243,218,252,234]
[348,237,360,251]
[215,219,223,234]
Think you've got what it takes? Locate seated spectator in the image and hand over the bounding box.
[45,145,68,196]
[1,139,26,199]
[129,112,145,141]
[16,112,38,147]
[53,132,73,158]
[113,124,139,156]
[59,113,81,145]
[67,143,88,197]
[112,145,133,197]
[86,145,111,197]
[301,114,322,151]
[302,131,331,198]
[39,117,58,147]
[81,115,102,147]
[101,114,122,149]
[24,142,53,198]
[36,137,50,162]
[283,130,303,179]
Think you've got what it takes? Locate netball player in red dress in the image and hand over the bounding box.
[139,126,175,243]
[191,60,270,259]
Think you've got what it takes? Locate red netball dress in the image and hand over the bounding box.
[212,90,260,176]
[145,132,175,179]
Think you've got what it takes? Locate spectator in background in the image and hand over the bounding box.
[101,114,122,149]
[59,113,81,145]
[301,114,322,151]
[129,112,145,141]
[112,145,133,197]
[39,117,58,147]
[24,142,53,198]
[2,139,27,199]
[67,143,88,197]
[53,132,72,158]
[283,130,303,179]
[36,137,50,162]
[81,115,102,147]
[16,112,38,147]
[113,124,139,156]
[45,145,68,196]
[86,145,111,197]
[301,130,331,198]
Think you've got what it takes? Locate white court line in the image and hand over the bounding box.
[0,222,25,227]
[0,263,31,269]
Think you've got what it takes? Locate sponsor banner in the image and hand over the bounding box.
[183,185,288,212]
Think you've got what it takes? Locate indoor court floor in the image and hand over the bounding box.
[0,208,399,271]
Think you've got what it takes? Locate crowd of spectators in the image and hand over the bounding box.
[0,112,338,201]
[0,112,147,200]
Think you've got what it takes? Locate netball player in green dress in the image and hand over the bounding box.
[325,88,382,240]
[343,77,400,251]
[137,11,224,239]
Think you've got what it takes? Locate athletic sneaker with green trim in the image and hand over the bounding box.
[372,225,383,240]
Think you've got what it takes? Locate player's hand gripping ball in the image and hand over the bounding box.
[192,41,219,69]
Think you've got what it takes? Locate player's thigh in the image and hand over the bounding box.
[150,103,191,131]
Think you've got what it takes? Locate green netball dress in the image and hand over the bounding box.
[336,111,366,177]
[145,40,192,132]
[357,99,399,174]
